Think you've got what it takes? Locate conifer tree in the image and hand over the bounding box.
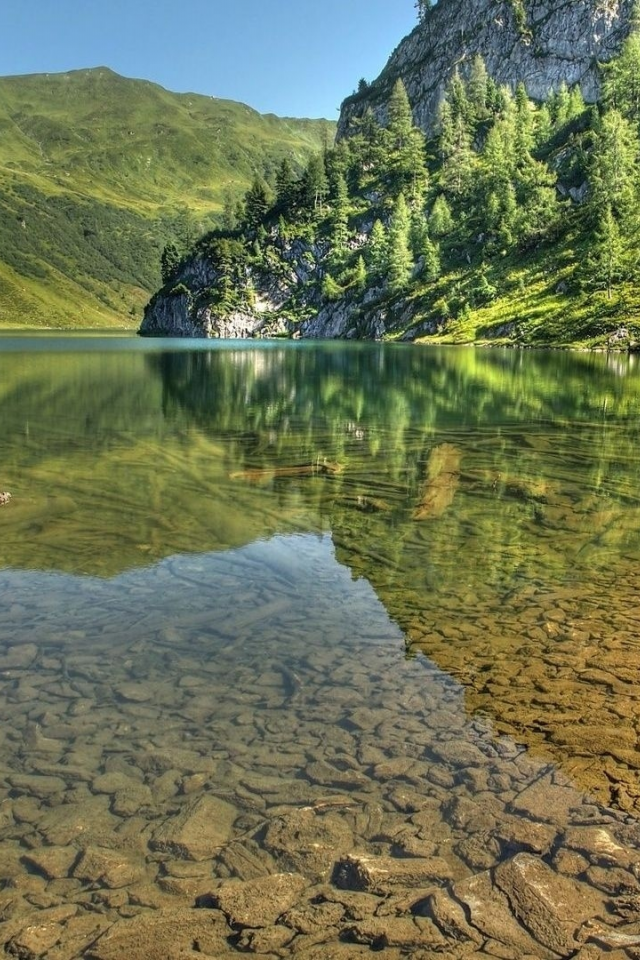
[421,236,441,282]
[585,203,626,299]
[275,159,297,217]
[353,255,367,291]
[467,56,490,123]
[384,79,428,203]
[160,242,181,284]
[221,190,239,232]
[387,79,414,147]
[602,4,640,123]
[551,82,571,129]
[243,177,271,231]
[301,155,328,211]
[329,169,350,254]
[415,0,431,22]
[430,194,454,237]
[387,193,414,292]
[588,109,639,225]
[439,75,476,198]
[367,219,388,280]
[409,208,430,259]
[515,82,534,156]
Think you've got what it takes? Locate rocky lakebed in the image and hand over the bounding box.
[1,533,640,960]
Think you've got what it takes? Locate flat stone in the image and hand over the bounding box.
[149,795,237,861]
[5,919,67,957]
[215,873,308,928]
[22,846,79,880]
[115,681,154,703]
[563,826,640,870]
[494,816,557,856]
[235,925,293,953]
[92,772,141,795]
[509,774,582,824]
[263,808,353,882]
[8,774,67,798]
[38,797,118,847]
[417,888,483,946]
[453,870,555,957]
[495,852,606,955]
[334,854,455,894]
[0,643,38,670]
[111,784,154,817]
[73,846,146,889]
[306,760,369,790]
[84,907,234,960]
[431,740,488,767]
[281,900,346,935]
[346,916,448,950]
[44,915,112,960]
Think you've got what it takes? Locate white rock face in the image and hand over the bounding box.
[338,0,634,136]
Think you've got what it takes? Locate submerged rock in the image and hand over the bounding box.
[213,873,309,928]
[149,795,238,861]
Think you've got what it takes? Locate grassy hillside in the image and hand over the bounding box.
[0,67,335,328]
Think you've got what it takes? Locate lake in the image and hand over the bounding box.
[1,335,640,959]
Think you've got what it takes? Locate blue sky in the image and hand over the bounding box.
[3,0,418,119]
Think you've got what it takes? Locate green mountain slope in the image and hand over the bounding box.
[0,67,335,328]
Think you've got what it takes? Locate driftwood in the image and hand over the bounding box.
[413,443,461,520]
[0,492,11,506]
[230,461,343,483]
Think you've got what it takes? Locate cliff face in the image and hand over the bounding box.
[339,0,634,136]
[140,237,404,341]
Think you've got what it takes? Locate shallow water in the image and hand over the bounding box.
[2,337,640,958]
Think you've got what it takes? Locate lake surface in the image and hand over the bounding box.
[2,336,640,958]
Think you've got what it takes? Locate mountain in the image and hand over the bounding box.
[339,0,634,136]
[0,68,335,328]
[142,1,640,349]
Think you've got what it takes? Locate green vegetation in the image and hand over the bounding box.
[0,67,334,328]
[174,21,640,348]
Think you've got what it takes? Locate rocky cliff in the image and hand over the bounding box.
[339,0,634,136]
[140,234,406,341]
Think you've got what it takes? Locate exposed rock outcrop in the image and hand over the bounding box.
[140,236,398,341]
[338,0,634,136]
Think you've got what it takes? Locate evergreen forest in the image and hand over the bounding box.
[166,15,640,347]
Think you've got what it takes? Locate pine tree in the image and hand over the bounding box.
[329,169,350,254]
[301,154,328,211]
[467,56,490,123]
[221,190,239,232]
[588,109,639,225]
[160,242,181,284]
[387,193,414,293]
[409,208,430,259]
[243,177,271,231]
[439,75,476,198]
[602,5,640,123]
[415,0,432,23]
[367,219,388,280]
[585,203,626,299]
[384,79,428,203]
[515,83,534,156]
[551,82,571,129]
[353,255,367,291]
[275,158,297,217]
[422,237,441,282]
[388,79,414,148]
[430,195,454,237]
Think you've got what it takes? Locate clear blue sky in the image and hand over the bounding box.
[3,0,418,119]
